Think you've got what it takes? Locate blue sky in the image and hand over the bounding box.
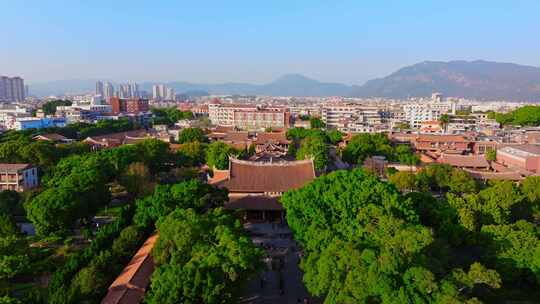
[1,0,539,84]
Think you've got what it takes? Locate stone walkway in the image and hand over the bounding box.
[239,223,318,304]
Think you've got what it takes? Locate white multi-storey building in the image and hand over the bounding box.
[321,104,382,132]
[208,100,289,130]
[403,101,452,129]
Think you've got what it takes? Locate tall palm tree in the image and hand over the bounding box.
[439,114,450,133]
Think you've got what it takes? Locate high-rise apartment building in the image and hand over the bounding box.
[152,84,167,100]
[166,87,175,100]
[130,83,139,98]
[104,82,115,99]
[0,76,25,102]
[95,81,104,96]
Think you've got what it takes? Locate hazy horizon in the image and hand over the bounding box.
[2,1,540,85]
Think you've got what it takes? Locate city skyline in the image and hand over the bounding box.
[2,1,540,85]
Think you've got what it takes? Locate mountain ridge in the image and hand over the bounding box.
[28,60,540,101]
[351,60,540,101]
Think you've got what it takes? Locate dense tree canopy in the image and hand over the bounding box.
[296,134,328,171]
[177,141,206,167]
[42,99,72,115]
[206,141,235,170]
[341,134,419,167]
[309,117,326,129]
[177,127,206,144]
[152,107,193,126]
[133,179,228,228]
[341,133,394,164]
[281,169,522,303]
[146,208,262,304]
[25,139,175,236]
[491,105,540,126]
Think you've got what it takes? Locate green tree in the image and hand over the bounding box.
[325,129,343,145]
[395,122,410,130]
[178,128,205,144]
[416,164,454,192]
[119,162,153,199]
[133,180,227,228]
[0,236,30,280]
[396,144,419,166]
[439,114,450,132]
[485,149,497,162]
[42,99,72,115]
[296,134,328,171]
[281,169,500,303]
[309,117,326,129]
[146,208,263,304]
[388,171,417,192]
[0,191,21,216]
[493,105,540,126]
[0,213,18,237]
[341,133,393,165]
[448,169,477,194]
[135,139,172,174]
[481,220,540,284]
[177,141,206,166]
[206,141,234,170]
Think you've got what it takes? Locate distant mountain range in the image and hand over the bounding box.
[351,60,540,101]
[28,60,540,101]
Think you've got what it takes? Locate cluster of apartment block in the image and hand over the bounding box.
[204,94,463,133]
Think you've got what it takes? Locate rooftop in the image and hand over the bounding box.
[499,144,540,157]
[218,158,315,193]
[416,134,469,142]
[0,163,33,172]
[101,233,158,304]
[254,132,289,145]
[438,153,489,168]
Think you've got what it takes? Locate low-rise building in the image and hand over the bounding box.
[413,134,471,154]
[496,144,540,173]
[0,164,38,191]
[437,153,490,169]
[12,117,66,131]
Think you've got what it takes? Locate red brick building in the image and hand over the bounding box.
[413,134,472,154]
[110,97,149,114]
